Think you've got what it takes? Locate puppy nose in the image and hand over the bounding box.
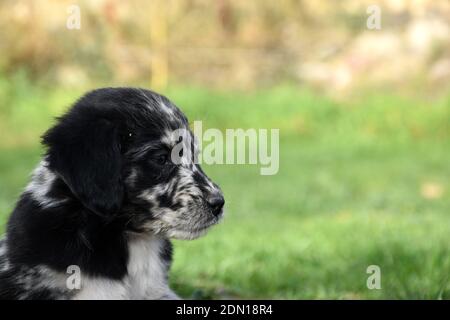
[207,194,225,216]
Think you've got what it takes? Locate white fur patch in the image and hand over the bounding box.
[0,238,10,272]
[73,277,128,300]
[72,235,177,300]
[24,161,67,208]
[159,100,175,117]
[126,234,175,299]
[20,265,68,293]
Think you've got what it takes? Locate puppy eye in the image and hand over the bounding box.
[155,153,169,165]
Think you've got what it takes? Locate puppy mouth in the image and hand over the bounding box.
[188,218,220,233]
[170,216,222,240]
[169,227,208,240]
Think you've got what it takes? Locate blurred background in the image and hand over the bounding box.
[0,0,449,299]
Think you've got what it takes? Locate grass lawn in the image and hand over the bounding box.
[0,82,449,299]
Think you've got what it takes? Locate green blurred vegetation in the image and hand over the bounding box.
[0,73,449,299]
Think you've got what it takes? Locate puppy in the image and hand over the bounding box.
[0,88,224,299]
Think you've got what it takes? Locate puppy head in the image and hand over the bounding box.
[43,88,224,240]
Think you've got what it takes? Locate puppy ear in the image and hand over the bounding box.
[43,115,124,218]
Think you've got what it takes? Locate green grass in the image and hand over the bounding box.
[0,78,449,299]
[171,140,450,299]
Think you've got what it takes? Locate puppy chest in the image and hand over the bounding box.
[126,235,170,299]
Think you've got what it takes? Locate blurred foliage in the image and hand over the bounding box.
[0,0,448,93]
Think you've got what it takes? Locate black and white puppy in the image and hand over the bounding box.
[0,88,224,299]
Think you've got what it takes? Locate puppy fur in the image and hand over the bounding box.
[0,88,224,299]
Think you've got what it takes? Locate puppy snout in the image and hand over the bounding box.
[207,193,225,216]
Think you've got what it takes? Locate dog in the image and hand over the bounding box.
[0,88,224,299]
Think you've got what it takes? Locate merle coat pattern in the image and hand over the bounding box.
[0,88,224,299]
